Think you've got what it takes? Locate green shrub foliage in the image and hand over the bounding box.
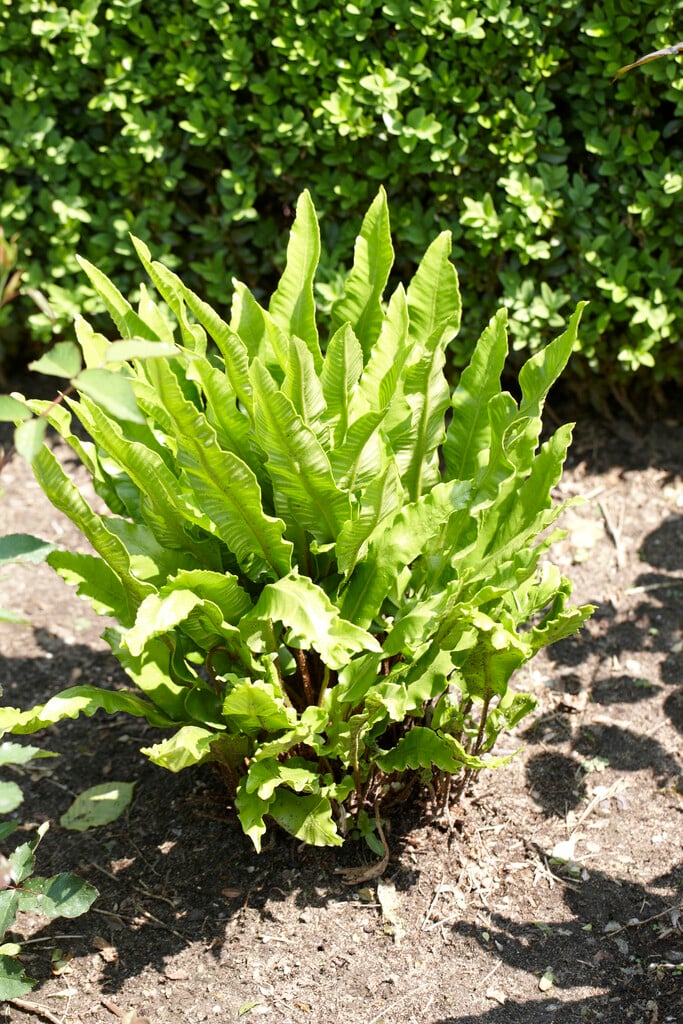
[0,191,593,850]
[1,2,683,384]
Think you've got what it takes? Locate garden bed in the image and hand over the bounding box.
[0,393,681,1024]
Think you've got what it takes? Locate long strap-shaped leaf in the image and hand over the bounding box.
[335,462,401,577]
[406,232,462,357]
[186,358,261,477]
[48,549,134,625]
[31,446,153,612]
[231,280,277,370]
[328,410,387,493]
[356,284,409,414]
[169,281,254,414]
[503,422,574,545]
[339,479,471,628]
[250,359,351,544]
[76,256,161,342]
[402,233,462,501]
[268,190,322,372]
[443,308,508,482]
[27,399,100,480]
[148,359,294,580]
[472,424,574,567]
[513,303,585,474]
[0,685,179,736]
[72,394,219,562]
[283,336,328,445]
[131,237,207,354]
[320,323,364,446]
[330,187,394,358]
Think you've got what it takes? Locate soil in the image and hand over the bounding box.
[0,382,681,1024]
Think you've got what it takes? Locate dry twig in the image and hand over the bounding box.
[9,998,65,1024]
[598,500,626,569]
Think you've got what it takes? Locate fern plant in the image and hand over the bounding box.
[0,190,592,850]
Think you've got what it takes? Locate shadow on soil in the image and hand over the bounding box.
[560,401,683,481]
[1,591,681,1021]
[442,857,683,1022]
[536,511,683,787]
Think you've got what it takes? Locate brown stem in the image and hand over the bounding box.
[293,648,315,706]
[471,692,492,760]
[214,758,240,799]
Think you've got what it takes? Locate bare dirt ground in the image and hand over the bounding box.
[0,388,680,1024]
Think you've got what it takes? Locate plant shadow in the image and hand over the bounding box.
[439,859,683,1023]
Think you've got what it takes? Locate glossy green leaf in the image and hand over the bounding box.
[14,417,46,463]
[357,284,409,413]
[125,578,249,656]
[335,463,401,577]
[328,409,387,492]
[508,302,586,478]
[235,779,271,852]
[222,682,295,736]
[250,359,351,543]
[406,231,462,355]
[269,789,342,847]
[320,323,364,444]
[402,232,461,500]
[0,782,22,814]
[60,782,135,831]
[48,550,136,624]
[104,339,181,362]
[241,573,380,670]
[71,393,217,559]
[330,187,393,357]
[7,840,36,886]
[103,631,189,720]
[28,341,81,378]
[146,359,293,577]
[17,872,98,919]
[0,396,32,422]
[130,236,207,353]
[269,189,322,368]
[340,479,471,628]
[73,368,145,423]
[77,256,160,341]
[443,309,508,482]
[0,892,20,941]
[375,727,482,773]
[0,534,58,565]
[0,685,178,735]
[141,726,217,771]
[283,335,327,440]
[0,742,56,766]
[31,445,153,608]
[0,953,34,1000]
[181,286,254,410]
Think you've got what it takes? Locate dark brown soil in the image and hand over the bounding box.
[0,388,681,1024]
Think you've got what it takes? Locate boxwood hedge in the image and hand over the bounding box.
[1,0,682,388]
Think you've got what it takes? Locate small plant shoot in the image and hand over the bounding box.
[0,190,593,851]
